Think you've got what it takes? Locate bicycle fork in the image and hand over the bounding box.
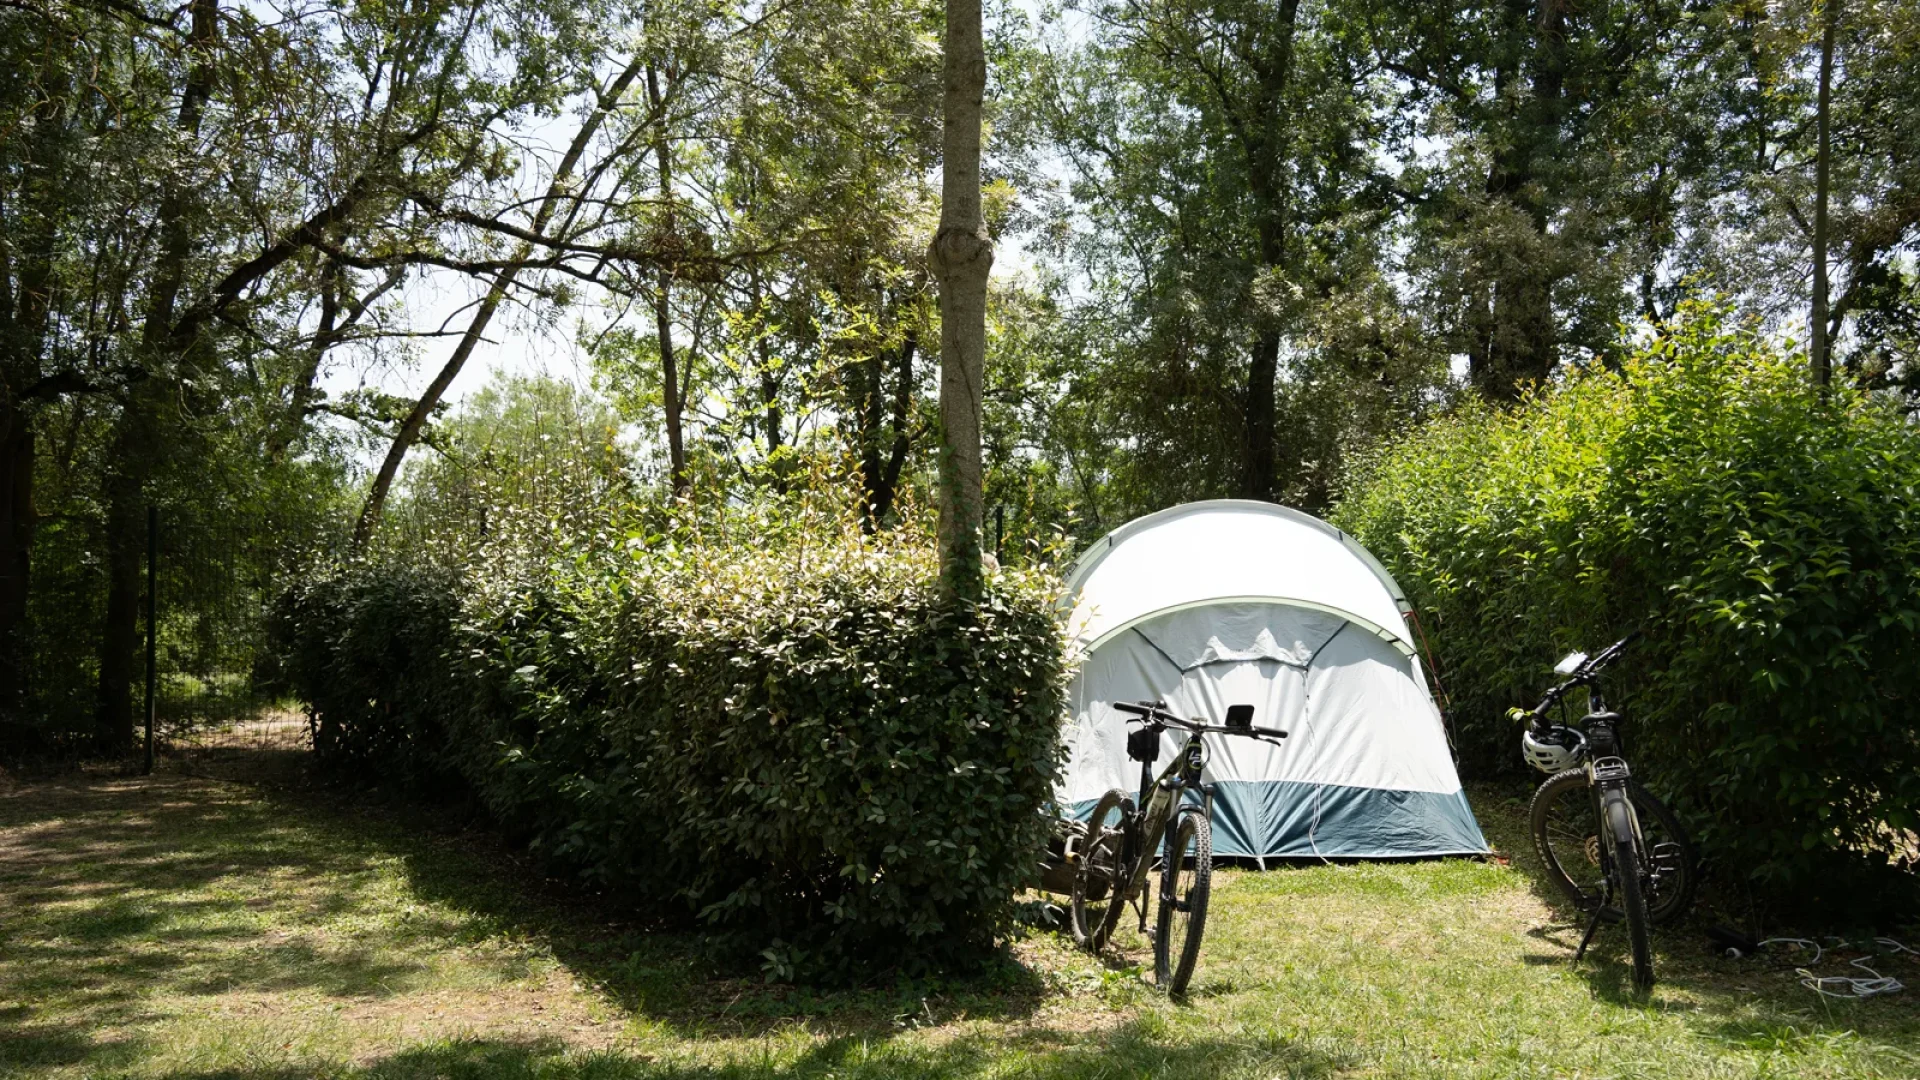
[1574,762,1639,965]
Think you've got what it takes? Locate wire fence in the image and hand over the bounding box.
[15,499,311,765]
[150,507,274,732]
[165,705,311,779]
[147,501,310,766]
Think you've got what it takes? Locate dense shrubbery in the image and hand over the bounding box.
[271,561,463,789]
[1337,303,1920,914]
[277,502,1069,980]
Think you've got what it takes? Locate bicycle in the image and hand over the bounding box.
[1068,700,1288,996]
[1514,633,1697,991]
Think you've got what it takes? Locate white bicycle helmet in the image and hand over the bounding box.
[1522,726,1582,774]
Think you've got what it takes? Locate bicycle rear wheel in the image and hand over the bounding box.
[1153,807,1212,996]
[1531,768,1696,925]
[1071,789,1132,951]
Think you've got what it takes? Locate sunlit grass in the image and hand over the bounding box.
[1,769,1915,1079]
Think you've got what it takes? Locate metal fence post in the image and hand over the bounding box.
[143,505,157,775]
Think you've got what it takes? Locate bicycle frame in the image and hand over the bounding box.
[1567,682,1646,860]
[1107,726,1212,916]
[1539,649,1659,972]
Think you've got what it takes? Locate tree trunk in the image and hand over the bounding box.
[857,345,884,527]
[95,388,159,753]
[1474,0,1566,401]
[354,286,504,549]
[879,329,915,521]
[1227,0,1297,502]
[97,0,219,753]
[932,0,992,599]
[1810,0,1837,387]
[1242,329,1280,500]
[655,279,685,492]
[859,328,917,528]
[0,90,63,733]
[272,261,340,463]
[0,402,33,729]
[354,60,647,546]
[649,65,689,497]
[760,358,783,459]
[271,263,403,462]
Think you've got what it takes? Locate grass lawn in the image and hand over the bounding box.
[1,755,1915,1079]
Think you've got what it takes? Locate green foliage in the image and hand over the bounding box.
[271,561,464,789]
[375,374,637,566]
[995,0,1454,517]
[1336,301,1920,912]
[281,500,1069,980]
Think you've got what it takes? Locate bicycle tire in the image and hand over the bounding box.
[1153,807,1212,996]
[1530,768,1696,925]
[1613,832,1655,992]
[1071,789,1131,951]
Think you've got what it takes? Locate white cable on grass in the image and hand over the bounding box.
[1796,963,1904,999]
[1761,937,1911,999]
[1758,937,1823,964]
[1876,937,1918,957]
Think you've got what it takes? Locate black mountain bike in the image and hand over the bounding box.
[1069,700,1288,996]
[1514,633,1696,991]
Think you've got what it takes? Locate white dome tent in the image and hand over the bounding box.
[1059,500,1489,860]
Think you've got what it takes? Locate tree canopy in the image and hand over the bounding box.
[1,0,1915,751]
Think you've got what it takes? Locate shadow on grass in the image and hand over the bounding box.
[0,753,1050,1073]
[142,1017,1358,1080]
[6,763,1915,1080]
[1465,779,1920,1026]
[267,783,1057,1038]
[1469,780,1693,1003]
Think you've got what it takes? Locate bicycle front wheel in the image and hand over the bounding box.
[1153,807,1212,996]
[1071,789,1132,952]
[1613,833,1654,992]
[1530,768,1696,925]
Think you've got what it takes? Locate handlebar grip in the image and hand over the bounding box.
[1251,725,1288,739]
[1112,701,1153,717]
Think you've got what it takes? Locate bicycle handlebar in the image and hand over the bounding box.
[1113,700,1289,741]
[1516,630,1642,725]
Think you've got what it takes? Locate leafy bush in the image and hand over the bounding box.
[270,561,463,789]
[281,502,1070,979]
[1336,302,1920,913]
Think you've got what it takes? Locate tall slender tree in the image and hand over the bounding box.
[1810,0,1839,387]
[933,0,993,597]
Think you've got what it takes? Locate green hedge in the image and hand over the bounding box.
[279,507,1069,980]
[1336,302,1920,913]
[270,562,463,791]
